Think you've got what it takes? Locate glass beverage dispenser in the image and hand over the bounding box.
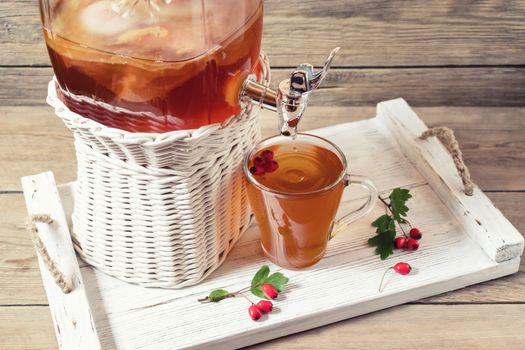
[39,0,338,135]
[39,0,264,132]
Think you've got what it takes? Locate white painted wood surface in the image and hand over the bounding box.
[22,100,523,349]
[376,99,525,262]
[21,172,101,350]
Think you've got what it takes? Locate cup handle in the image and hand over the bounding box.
[330,174,377,239]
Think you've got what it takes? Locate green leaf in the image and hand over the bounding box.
[250,286,268,299]
[266,272,289,292]
[372,214,389,230]
[372,214,395,233]
[251,265,270,287]
[208,289,230,302]
[368,230,396,260]
[389,188,412,222]
[250,267,290,297]
[368,188,412,260]
[367,235,379,246]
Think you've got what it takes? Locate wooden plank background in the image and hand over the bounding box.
[1,0,525,106]
[1,0,524,349]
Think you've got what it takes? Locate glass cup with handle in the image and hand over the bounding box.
[244,133,377,269]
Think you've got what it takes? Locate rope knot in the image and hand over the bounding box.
[27,214,72,294]
[419,126,475,196]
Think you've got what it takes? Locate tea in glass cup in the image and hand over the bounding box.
[244,134,377,269]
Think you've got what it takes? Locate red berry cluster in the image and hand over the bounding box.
[394,227,423,251]
[249,149,278,176]
[248,284,279,321]
[199,265,288,322]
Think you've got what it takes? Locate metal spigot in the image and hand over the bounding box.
[241,47,340,136]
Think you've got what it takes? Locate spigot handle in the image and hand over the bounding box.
[277,47,340,136]
[289,47,340,95]
[239,47,341,137]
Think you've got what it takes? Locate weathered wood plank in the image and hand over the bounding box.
[250,304,525,350]
[0,307,57,350]
[0,193,48,304]
[0,106,76,191]
[2,304,525,350]
[2,1,525,67]
[1,106,523,192]
[2,67,525,107]
[22,172,101,350]
[273,68,525,107]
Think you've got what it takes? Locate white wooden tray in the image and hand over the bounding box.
[22,99,524,350]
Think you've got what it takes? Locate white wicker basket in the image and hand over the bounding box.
[46,58,270,288]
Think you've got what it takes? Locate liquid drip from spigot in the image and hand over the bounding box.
[276,79,306,138]
[281,124,299,138]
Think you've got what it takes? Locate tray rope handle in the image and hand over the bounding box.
[419,126,475,196]
[26,214,72,294]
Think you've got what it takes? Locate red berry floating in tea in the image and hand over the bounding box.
[251,149,279,176]
[254,156,266,168]
[261,149,274,160]
[249,166,266,176]
[266,160,279,173]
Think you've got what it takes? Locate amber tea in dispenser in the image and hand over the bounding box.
[39,0,263,132]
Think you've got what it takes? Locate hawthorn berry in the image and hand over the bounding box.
[379,262,412,292]
[261,149,274,160]
[249,165,265,176]
[393,236,407,249]
[248,304,262,321]
[406,239,419,251]
[261,284,278,299]
[252,150,278,175]
[409,227,422,240]
[253,156,266,168]
[393,262,412,275]
[256,300,273,313]
[266,160,279,173]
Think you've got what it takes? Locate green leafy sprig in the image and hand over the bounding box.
[198,265,289,303]
[367,188,412,260]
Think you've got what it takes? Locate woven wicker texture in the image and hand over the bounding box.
[46,57,270,288]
